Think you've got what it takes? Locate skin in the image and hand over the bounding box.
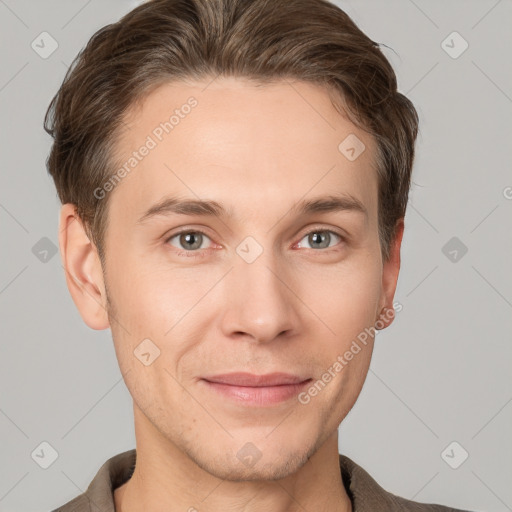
[59,77,403,512]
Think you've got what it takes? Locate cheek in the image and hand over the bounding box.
[298,253,380,405]
[300,254,382,333]
[105,258,212,377]
[106,254,187,331]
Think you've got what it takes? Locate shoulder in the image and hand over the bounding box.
[50,493,91,512]
[50,449,136,512]
[338,453,476,512]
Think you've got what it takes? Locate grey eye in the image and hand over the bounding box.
[168,231,210,251]
[298,230,341,250]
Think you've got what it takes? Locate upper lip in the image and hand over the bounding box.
[202,372,311,387]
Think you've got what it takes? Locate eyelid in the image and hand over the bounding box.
[164,225,214,240]
[299,225,346,239]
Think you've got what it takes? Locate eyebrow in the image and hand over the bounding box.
[136,193,368,224]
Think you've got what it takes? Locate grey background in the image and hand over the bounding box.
[0,0,511,511]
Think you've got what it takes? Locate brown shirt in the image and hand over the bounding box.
[51,449,473,512]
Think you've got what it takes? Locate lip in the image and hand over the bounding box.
[202,372,310,386]
[201,372,312,406]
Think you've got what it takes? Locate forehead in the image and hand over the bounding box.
[108,77,379,226]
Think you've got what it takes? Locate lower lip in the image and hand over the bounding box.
[201,379,312,406]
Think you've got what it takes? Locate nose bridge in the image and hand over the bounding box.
[221,240,298,342]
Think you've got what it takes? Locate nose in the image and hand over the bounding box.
[219,250,301,344]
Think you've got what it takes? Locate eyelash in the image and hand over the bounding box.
[165,227,345,259]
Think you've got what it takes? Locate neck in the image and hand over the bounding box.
[115,406,352,512]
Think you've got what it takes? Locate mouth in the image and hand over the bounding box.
[200,372,312,406]
[202,372,310,386]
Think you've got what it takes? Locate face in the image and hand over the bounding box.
[72,77,401,481]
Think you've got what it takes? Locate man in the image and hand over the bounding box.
[45,0,475,510]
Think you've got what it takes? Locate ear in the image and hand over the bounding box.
[375,218,404,330]
[58,203,110,330]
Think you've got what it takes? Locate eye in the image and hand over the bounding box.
[296,228,343,250]
[164,227,344,258]
[166,230,212,254]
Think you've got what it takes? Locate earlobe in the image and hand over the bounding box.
[375,218,404,331]
[59,204,110,330]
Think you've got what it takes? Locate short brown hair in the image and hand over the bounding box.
[44,0,419,265]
